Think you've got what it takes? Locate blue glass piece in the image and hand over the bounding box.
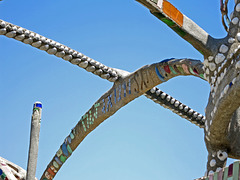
[36,103,42,108]
[102,99,106,113]
[229,82,233,88]
[160,58,175,63]
[123,82,126,97]
[67,136,71,144]
[155,66,166,82]
[55,156,62,165]
[128,79,131,94]
[118,84,121,101]
[33,102,42,109]
[0,169,2,175]
[106,95,113,112]
[114,88,117,103]
[64,138,68,144]
[62,143,69,157]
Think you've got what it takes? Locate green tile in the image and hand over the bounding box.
[213,172,218,180]
[60,155,67,163]
[162,18,175,26]
[232,161,239,180]
[174,27,186,37]
[223,167,229,180]
[70,133,74,139]
[200,74,205,79]
[67,145,73,154]
[177,66,185,74]
[189,67,195,75]
[152,12,165,19]
[169,66,177,74]
[152,0,158,3]
[1,174,6,179]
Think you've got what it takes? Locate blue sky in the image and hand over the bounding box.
[0,0,235,179]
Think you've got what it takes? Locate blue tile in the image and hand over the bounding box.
[62,143,68,157]
[55,157,62,165]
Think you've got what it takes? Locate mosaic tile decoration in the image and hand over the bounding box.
[196,161,240,180]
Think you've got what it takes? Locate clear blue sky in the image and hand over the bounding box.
[0,0,235,179]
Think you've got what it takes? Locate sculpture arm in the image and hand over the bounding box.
[145,87,206,128]
[142,58,206,128]
[0,19,119,82]
[136,0,218,56]
[40,58,205,179]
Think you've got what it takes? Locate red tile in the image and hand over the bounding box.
[228,163,233,177]
[164,65,171,74]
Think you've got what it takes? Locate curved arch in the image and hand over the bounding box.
[40,58,205,179]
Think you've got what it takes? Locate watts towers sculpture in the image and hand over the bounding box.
[1,0,240,179]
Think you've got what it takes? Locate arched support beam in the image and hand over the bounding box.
[40,58,205,179]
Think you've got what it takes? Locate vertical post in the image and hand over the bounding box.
[26,102,42,180]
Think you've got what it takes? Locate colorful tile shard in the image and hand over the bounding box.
[150,0,186,37]
[196,161,240,180]
[162,0,183,27]
[42,128,77,179]
[0,168,8,180]
[155,59,205,83]
[155,66,165,82]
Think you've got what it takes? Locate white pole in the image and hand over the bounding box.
[26,102,42,180]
